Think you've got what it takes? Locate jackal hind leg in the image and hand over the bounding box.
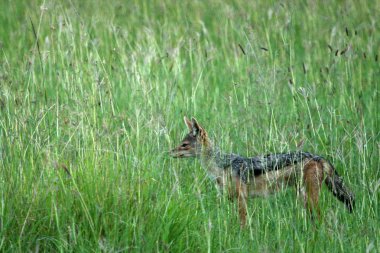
[297,185,307,209]
[303,161,324,220]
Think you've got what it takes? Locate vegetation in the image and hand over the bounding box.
[0,0,378,251]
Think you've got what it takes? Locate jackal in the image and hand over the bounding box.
[170,117,355,226]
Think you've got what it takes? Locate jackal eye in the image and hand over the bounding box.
[181,143,188,147]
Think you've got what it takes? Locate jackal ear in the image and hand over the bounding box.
[191,117,203,136]
[183,116,193,131]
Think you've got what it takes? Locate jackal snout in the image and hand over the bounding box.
[170,117,204,158]
[170,139,197,158]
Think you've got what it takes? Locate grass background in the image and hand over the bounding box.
[0,0,379,252]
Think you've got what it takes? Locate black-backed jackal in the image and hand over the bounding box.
[170,117,355,226]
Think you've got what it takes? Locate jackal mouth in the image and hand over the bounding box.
[169,149,194,158]
[169,149,182,158]
[171,153,185,158]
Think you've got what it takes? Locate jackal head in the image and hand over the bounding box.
[170,117,211,158]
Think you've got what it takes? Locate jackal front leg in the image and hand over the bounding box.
[235,176,248,227]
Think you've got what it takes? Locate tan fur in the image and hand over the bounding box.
[227,159,325,223]
[247,165,298,197]
[303,161,324,218]
[235,177,248,227]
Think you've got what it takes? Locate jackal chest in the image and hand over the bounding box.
[202,160,225,181]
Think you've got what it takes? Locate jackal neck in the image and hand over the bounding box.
[200,143,232,170]
[200,140,214,159]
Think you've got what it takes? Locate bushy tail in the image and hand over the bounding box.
[322,161,355,212]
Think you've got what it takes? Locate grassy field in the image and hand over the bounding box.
[0,0,379,252]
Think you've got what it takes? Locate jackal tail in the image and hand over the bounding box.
[322,160,355,212]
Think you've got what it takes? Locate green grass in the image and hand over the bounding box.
[0,0,379,252]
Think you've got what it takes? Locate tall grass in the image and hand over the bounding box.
[0,0,379,252]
